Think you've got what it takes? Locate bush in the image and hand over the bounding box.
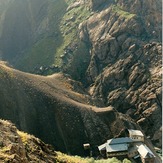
[85,157,131,163]
[122,158,131,163]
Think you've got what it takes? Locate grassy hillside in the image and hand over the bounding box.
[16,0,67,72]
[15,0,91,81]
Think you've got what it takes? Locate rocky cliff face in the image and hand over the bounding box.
[81,0,161,83]
[0,119,57,162]
[79,0,162,148]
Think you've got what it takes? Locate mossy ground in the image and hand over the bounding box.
[54,2,91,68]
[112,5,136,19]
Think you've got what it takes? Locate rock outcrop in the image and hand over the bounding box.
[79,0,162,148]
[0,119,57,163]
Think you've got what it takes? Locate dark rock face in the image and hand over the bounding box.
[91,43,162,147]
[88,0,113,11]
[79,0,162,147]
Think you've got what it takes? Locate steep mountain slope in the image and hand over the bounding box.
[0,119,57,163]
[0,119,134,163]
[0,0,91,81]
[0,0,68,71]
[0,119,93,163]
[79,0,162,148]
[0,0,161,154]
[0,61,141,156]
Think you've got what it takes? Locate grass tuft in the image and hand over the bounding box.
[112,5,136,19]
[17,131,31,145]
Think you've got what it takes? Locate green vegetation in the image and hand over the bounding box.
[56,153,131,163]
[54,2,91,68]
[16,131,132,163]
[112,5,136,19]
[0,64,14,78]
[62,39,90,81]
[17,0,67,71]
[17,0,91,77]
[17,130,31,145]
[87,157,131,163]
[65,0,76,5]
[56,152,87,163]
[0,146,10,153]
[3,0,136,78]
[0,67,5,77]
[18,0,135,74]
[18,38,59,71]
